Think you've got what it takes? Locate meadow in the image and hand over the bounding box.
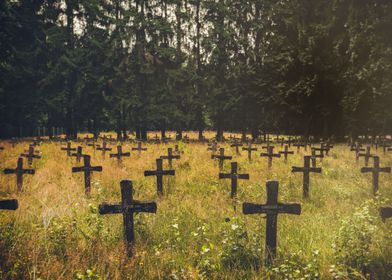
[0,132,392,279]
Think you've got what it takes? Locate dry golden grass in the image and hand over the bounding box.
[1,131,392,279]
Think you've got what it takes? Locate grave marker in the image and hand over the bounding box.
[292,156,321,198]
[160,148,180,169]
[99,180,157,257]
[243,180,301,266]
[72,155,102,196]
[242,143,257,161]
[279,145,294,162]
[310,149,324,167]
[97,141,112,157]
[360,156,390,195]
[21,145,41,166]
[380,207,392,222]
[110,145,130,163]
[71,146,84,163]
[144,158,175,196]
[260,146,281,168]
[61,142,76,156]
[358,146,373,167]
[211,148,232,171]
[132,142,147,154]
[4,158,35,191]
[219,162,249,198]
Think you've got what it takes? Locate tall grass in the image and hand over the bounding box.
[0,132,391,279]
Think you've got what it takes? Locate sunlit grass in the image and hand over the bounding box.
[1,131,392,279]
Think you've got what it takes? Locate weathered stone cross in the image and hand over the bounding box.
[358,146,373,167]
[98,180,157,257]
[132,142,147,154]
[61,142,76,156]
[21,145,41,166]
[211,148,232,171]
[360,156,390,195]
[219,162,249,198]
[260,146,281,168]
[72,155,102,196]
[110,145,130,163]
[242,180,301,266]
[71,146,85,163]
[160,148,180,169]
[4,158,35,191]
[279,145,294,162]
[242,143,257,161]
[144,158,175,196]
[97,141,112,157]
[292,156,322,198]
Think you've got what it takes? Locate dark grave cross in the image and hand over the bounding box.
[261,142,274,152]
[211,148,232,171]
[292,156,322,198]
[72,146,85,163]
[4,158,35,191]
[132,142,147,154]
[0,199,18,210]
[0,146,4,151]
[144,158,175,196]
[260,146,281,168]
[380,142,391,155]
[61,142,77,157]
[286,137,294,148]
[174,145,183,155]
[279,145,294,162]
[358,146,373,167]
[380,207,392,222]
[243,180,301,266]
[97,141,112,157]
[242,143,257,161]
[21,145,41,166]
[312,146,328,158]
[160,148,180,169]
[230,141,243,155]
[110,145,130,164]
[293,142,306,153]
[351,144,365,162]
[219,162,249,198]
[360,156,391,195]
[99,180,157,257]
[321,142,333,155]
[310,149,324,167]
[72,155,102,196]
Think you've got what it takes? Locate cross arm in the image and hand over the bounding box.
[4,169,16,174]
[23,169,35,174]
[238,174,250,180]
[291,167,304,173]
[219,173,231,179]
[162,170,175,176]
[91,166,103,172]
[72,167,84,173]
[0,199,18,210]
[243,202,301,215]
[144,170,157,176]
[309,167,322,173]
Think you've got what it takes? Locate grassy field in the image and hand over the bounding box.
[1,132,392,279]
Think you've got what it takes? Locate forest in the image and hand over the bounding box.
[1,0,392,140]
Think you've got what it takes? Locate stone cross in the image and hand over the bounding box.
[260,146,281,168]
[61,142,76,156]
[71,146,84,163]
[97,141,112,157]
[4,157,35,191]
[110,145,130,163]
[242,180,301,266]
[0,199,18,210]
[380,207,392,222]
[292,156,322,198]
[144,158,175,196]
[21,145,41,166]
[358,146,373,167]
[310,149,324,167]
[219,162,249,198]
[230,141,243,155]
[72,155,102,196]
[98,180,157,257]
[279,145,294,162]
[211,148,232,171]
[132,142,147,154]
[360,156,390,195]
[242,143,257,161]
[160,148,180,169]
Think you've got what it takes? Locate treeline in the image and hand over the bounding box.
[1,0,392,140]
